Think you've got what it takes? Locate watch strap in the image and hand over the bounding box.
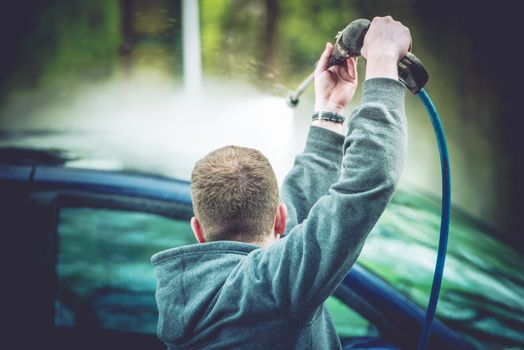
[312,111,345,124]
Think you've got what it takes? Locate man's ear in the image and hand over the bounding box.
[274,203,287,236]
[191,217,206,243]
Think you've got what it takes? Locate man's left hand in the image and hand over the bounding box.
[314,42,358,115]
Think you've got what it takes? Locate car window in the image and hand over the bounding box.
[325,296,378,338]
[358,189,524,349]
[55,207,194,333]
[55,206,379,340]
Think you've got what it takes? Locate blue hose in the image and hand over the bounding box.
[416,88,451,350]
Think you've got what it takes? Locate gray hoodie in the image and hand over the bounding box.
[151,78,407,349]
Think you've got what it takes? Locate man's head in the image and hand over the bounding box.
[190,145,286,246]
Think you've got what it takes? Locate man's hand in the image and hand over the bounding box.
[314,42,358,115]
[361,16,411,80]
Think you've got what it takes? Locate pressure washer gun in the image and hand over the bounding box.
[286,18,429,107]
[286,19,450,350]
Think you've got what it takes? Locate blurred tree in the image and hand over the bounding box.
[120,0,181,76]
[2,0,121,90]
[200,0,357,92]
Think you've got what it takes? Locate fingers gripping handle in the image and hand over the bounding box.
[330,18,429,94]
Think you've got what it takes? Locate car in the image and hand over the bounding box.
[1,148,522,350]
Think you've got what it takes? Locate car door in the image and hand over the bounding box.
[0,164,470,349]
[1,164,193,349]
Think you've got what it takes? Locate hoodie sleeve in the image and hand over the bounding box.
[237,78,408,319]
[281,126,344,236]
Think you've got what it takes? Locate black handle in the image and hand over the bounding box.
[329,18,429,94]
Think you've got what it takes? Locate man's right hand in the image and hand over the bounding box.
[361,16,412,81]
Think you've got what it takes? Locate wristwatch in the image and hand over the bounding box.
[312,111,345,124]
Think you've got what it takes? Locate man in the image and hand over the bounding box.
[152,16,410,349]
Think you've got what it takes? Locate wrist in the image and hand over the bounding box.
[365,52,399,80]
[311,111,345,136]
[314,103,345,115]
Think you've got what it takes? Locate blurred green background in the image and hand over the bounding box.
[0,1,521,251]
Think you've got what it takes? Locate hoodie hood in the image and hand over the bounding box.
[151,241,258,347]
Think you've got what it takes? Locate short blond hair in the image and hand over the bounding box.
[191,145,279,242]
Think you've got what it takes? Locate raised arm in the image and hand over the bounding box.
[282,43,358,234]
[237,16,411,318]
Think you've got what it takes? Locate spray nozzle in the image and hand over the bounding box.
[328,18,429,94]
[286,18,430,108]
[329,19,371,66]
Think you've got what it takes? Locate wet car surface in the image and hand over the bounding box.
[2,149,522,349]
